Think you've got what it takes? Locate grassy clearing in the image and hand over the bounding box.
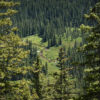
[23,33,82,74]
[23,34,59,73]
[24,34,42,44]
[45,47,59,60]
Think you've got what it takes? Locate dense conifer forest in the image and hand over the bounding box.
[0,0,100,100]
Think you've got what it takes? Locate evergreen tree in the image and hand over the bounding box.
[58,36,62,45]
[52,34,57,46]
[31,56,43,100]
[78,2,100,100]
[47,39,51,48]
[54,47,73,100]
[45,62,48,76]
[0,0,31,99]
[42,62,48,76]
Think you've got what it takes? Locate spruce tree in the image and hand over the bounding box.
[42,62,48,76]
[78,2,100,100]
[58,36,62,45]
[30,56,43,100]
[0,0,31,99]
[54,47,73,100]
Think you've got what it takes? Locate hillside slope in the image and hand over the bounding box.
[23,28,82,74]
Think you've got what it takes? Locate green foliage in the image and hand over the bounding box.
[30,56,43,100]
[0,0,99,99]
[53,47,75,100]
[0,0,32,99]
[78,2,100,100]
[14,0,98,41]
